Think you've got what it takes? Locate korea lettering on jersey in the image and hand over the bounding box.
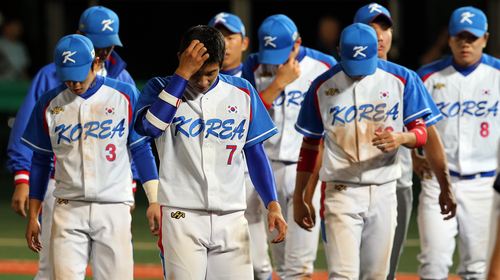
[21,77,147,204]
[418,54,500,175]
[242,47,336,162]
[296,60,432,185]
[136,74,277,211]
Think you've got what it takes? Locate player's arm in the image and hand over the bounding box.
[26,152,53,253]
[293,137,321,231]
[244,142,287,243]
[258,43,301,108]
[488,213,500,280]
[413,125,457,220]
[8,70,51,217]
[140,40,208,138]
[129,141,160,235]
[372,118,427,153]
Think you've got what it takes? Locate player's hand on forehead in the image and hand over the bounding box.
[175,40,210,80]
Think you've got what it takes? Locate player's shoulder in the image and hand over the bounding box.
[103,77,138,96]
[310,63,343,92]
[480,53,500,71]
[377,59,415,83]
[302,46,337,68]
[141,76,172,95]
[38,62,57,75]
[243,53,260,69]
[37,83,68,106]
[218,74,254,95]
[416,56,454,81]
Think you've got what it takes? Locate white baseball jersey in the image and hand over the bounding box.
[242,46,337,162]
[417,54,500,175]
[21,75,147,205]
[136,74,278,211]
[296,60,433,185]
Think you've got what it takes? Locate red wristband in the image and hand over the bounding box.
[132,180,137,193]
[407,118,427,148]
[14,170,29,185]
[258,92,272,110]
[297,147,319,172]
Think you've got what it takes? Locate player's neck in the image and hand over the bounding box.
[222,61,242,73]
[95,62,105,73]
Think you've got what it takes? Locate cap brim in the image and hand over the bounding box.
[259,44,294,65]
[370,13,394,27]
[450,28,485,38]
[341,58,377,77]
[214,22,243,36]
[56,62,92,83]
[85,33,123,48]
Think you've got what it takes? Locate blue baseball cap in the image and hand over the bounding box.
[208,12,246,37]
[449,6,488,37]
[354,3,393,27]
[340,23,378,77]
[79,6,122,48]
[54,35,95,82]
[258,14,298,65]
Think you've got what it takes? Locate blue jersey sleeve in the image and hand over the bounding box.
[241,53,259,89]
[133,76,177,137]
[402,71,432,125]
[7,63,59,173]
[20,86,64,157]
[243,80,278,148]
[115,69,136,88]
[295,70,333,138]
[29,152,54,201]
[411,71,443,126]
[130,141,158,183]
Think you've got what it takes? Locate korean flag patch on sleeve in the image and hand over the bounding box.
[227,105,238,114]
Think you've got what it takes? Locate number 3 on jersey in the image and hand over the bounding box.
[106,144,116,161]
[226,145,237,165]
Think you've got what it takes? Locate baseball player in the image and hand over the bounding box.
[7,6,139,280]
[487,174,500,279]
[208,12,249,77]
[416,6,500,279]
[208,12,273,280]
[295,23,432,279]
[23,34,159,280]
[351,4,456,280]
[133,25,287,280]
[241,14,337,279]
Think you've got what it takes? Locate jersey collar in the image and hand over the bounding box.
[220,63,243,76]
[452,55,483,76]
[79,75,104,99]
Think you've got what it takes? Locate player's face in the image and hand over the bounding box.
[217,27,249,71]
[449,32,488,67]
[95,46,115,63]
[188,62,220,93]
[64,60,98,95]
[369,20,392,61]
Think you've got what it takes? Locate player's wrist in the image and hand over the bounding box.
[142,179,159,204]
[174,68,192,81]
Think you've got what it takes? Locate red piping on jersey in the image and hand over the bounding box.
[237,86,252,122]
[422,72,437,83]
[320,182,326,221]
[319,61,332,69]
[390,73,406,85]
[108,56,117,66]
[314,79,328,120]
[253,63,261,72]
[43,97,57,136]
[118,91,133,126]
[157,206,164,254]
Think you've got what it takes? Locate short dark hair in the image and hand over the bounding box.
[179,25,225,68]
